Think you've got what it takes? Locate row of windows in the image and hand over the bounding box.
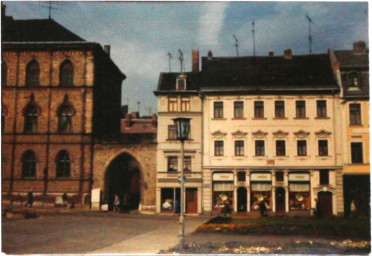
[2,59,74,87]
[213,140,330,157]
[167,156,192,172]
[168,97,190,112]
[2,95,75,133]
[21,150,71,178]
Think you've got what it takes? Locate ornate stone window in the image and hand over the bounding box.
[318,140,328,156]
[23,94,41,133]
[59,60,74,87]
[26,59,40,86]
[235,140,244,156]
[56,150,71,178]
[273,130,289,139]
[214,140,224,156]
[21,150,37,178]
[297,140,307,156]
[57,95,75,133]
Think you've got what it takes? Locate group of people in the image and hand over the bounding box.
[24,192,70,208]
[161,199,180,214]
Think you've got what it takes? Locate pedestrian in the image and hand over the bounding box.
[174,199,180,214]
[62,192,68,208]
[25,191,34,207]
[350,200,357,217]
[114,194,121,212]
[264,199,270,216]
[259,200,267,217]
[222,199,231,217]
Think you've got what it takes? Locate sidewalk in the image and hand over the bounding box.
[88,216,210,254]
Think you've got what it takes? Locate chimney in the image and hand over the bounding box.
[104,45,111,56]
[151,113,158,127]
[124,113,132,127]
[283,48,292,60]
[192,50,199,72]
[130,111,139,119]
[268,50,274,57]
[2,3,6,17]
[208,50,213,60]
[353,40,366,54]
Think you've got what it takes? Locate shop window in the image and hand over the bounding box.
[59,60,74,87]
[167,156,178,172]
[21,150,37,178]
[2,61,7,86]
[234,101,244,118]
[275,171,284,182]
[168,97,178,112]
[276,140,286,156]
[289,191,310,211]
[349,104,361,125]
[181,97,190,112]
[168,125,176,140]
[214,140,224,156]
[26,59,40,86]
[251,190,271,211]
[214,102,223,118]
[235,140,244,156]
[213,189,233,210]
[56,150,71,178]
[255,140,265,156]
[254,101,264,118]
[161,188,180,212]
[319,170,329,185]
[237,171,246,182]
[275,101,285,118]
[318,140,328,156]
[296,100,306,118]
[184,156,191,172]
[297,140,307,156]
[317,100,327,118]
[351,142,363,163]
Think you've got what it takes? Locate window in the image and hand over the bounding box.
[349,104,361,125]
[318,140,328,156]
[237,171,246,182]
[58,105,74,132]
[297,140,307,156]
[2,61,7,86]
[351,142,363,163]
[59,60,74,86]
[319,170,329,185]
[168,125,176,139]
[296,101,306,118]
[317,100,327,118]
[26,60,40,86]
[181,97,190,112]
[255,140,265,156]
[176,78,186,90]
[214,141,224,156]
[21,150,36,178]
[184,156,191,172]
[254,101,264,118]
[235,140,244,156]
[275,101,285,118]
[276,140,286,156]
[214,102,223,118]
[168,97,178,112]
[275,171,284,182]
[23,99,40,133]
[56,150,71,178]
[347,72,360,87]
[167,156,178,172]
[234,101,244,118]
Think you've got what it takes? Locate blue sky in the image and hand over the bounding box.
[4,1,368,115]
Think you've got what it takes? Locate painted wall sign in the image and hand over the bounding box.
[289,173,310,181]
[213,173,234,181]
[250,173,272,181]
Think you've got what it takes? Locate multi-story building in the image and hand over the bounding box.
[330,41,370,217]
[155,49,345,216]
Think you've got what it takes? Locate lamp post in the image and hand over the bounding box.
[172,117,191,250]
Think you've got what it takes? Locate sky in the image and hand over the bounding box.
[4,1,368,116]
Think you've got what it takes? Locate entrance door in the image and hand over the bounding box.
[318,191,333,217]
[186,188,198,213]
[275,187,285,215]
[237,187,247,212]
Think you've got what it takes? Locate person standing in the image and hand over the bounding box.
[62,192,68,208]
[259,200,267,217]
[25,191,34,207]
[350,200,357,217]
[114,194,121,212]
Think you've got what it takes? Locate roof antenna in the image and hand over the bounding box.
[252,20,256,56]
[167,52,173,72]
[39,1,67,20]
[233,34,239,56]
[137,101,141,114]
[306,14,314,54]
[178,49,184,72]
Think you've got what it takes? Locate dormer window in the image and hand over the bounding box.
[176,74,186,90]
[346,71,361,89]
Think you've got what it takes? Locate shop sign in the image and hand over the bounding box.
[289,173,310,181]
[250,173,271,181]
[213,173,234,181]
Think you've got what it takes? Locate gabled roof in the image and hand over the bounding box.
[2,18,85,42]
[156,72,201,92]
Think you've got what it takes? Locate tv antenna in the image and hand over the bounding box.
[137,101,141,113]
[306,14,314,54]
[252,20,256,56]
[167,52,173,72]
[39,2,67,19]
[178,49,184,72]
[233,34,239,56]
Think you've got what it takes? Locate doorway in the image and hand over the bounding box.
[186,188,198,213]
[318,191,333,217]
[275,187,285,215]
[237,187,247,212]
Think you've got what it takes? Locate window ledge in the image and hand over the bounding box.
[232,118,247,120]
[274,155,289,158]
[316,155,331,158]
[253,155,267,158]
[295,155,310,158]
[349,124,363,127]
[212,118,226,120]
[252,117,267,120]
[315,117,330,119]
[273,117,287,120]
[293,117,309,120]
[234,156,246,158]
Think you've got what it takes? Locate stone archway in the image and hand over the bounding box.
[104,152,142,211]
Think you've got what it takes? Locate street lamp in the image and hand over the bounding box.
[172,117,191,250]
